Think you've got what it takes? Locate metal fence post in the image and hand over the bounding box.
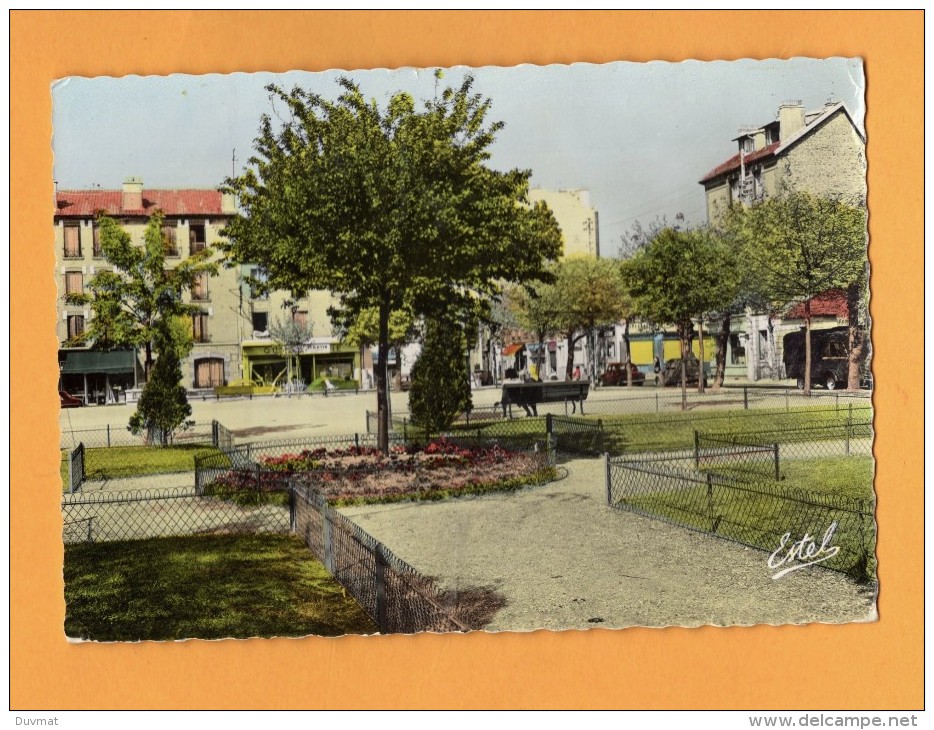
[354,433,360,449]
[403,418,408,442]
[706,473,714,530]
[845,409,852,456]
[694,430,700,469]
[375,543,389,634]
[743,386,748,410]
[68,448,73,495]
[785,390,789,412]
[212,419,218,448]
[107,424,111,448]
[655,391,659,413]
[546,413,553,441]
[322,502,334,573]
[774,443,780,481]
[255,462,261,488]
[289,484,296,531]
[604,452,612,505]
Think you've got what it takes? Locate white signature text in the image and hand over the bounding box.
[768,521,840,579]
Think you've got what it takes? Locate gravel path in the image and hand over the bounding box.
[340,458,877,631]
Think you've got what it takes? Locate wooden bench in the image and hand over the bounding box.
[498,381,591,417]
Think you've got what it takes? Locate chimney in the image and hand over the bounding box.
[122,176,143,211]
[778,101,805,141]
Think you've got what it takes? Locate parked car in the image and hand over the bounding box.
[657,354,708,387]
[59,390,83,408]
[783,326,867,391]
[599,362,645,387]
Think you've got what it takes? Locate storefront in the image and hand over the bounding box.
[59,349,139,405]
[241,337,361,388]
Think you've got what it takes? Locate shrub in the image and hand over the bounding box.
[409,318,472,435]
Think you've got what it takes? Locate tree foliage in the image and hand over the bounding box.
[622,228,740,405]
[408,318,471,436]
[128,324,192,446]
[546,257,631,380]
[221,73,562,450]
[64,212,216,377]
[725,192,866,393]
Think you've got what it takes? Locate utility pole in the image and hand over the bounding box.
[232,148,237,178]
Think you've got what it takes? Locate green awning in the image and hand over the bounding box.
[60,350,137,375]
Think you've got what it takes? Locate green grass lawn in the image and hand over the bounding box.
[61,444,227,489]
[616,453,876,582]
[64,533,377,640]
[712,455,875,501]
[443,403,871,455]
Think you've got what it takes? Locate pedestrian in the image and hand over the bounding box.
[573,365,581,381]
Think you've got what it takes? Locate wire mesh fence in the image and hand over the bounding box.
[59,423,214,451]
[292,483,468,634]
[606,452,876,582]
[61,487,292,544]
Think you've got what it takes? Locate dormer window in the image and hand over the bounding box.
[740,137,754,154]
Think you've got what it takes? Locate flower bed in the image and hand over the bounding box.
[206,439,556,506]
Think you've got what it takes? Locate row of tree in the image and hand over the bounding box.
[66,73,867,451]
[496,189,866,410]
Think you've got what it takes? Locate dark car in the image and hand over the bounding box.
[783,327,866,391]
[59,390,83,408]
[599,362,645,387]
[658,355,708,387]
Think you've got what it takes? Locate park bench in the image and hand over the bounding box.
[498,381,591,417]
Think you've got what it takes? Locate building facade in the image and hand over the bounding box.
[55,178,358,402]
[698,100,867,381]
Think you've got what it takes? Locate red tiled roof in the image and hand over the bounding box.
[55,189,227,217]
[784,289,848,319]
[699,141,780,185]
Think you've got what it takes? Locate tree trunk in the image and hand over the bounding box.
[376,300,390,453]
[847,281,865,391]
[714,313,730,388]
[624,320,633,388]
[679,322,688,411]
[803,299,812,396]
[697,317,706,394]
[144,341,154,383]
[536,332,545,380]
[565,332,576,381]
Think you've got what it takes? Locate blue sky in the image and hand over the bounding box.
[52,57,864,258]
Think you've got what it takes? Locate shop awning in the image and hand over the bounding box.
[502,343,525,357]
[60,350,137,375]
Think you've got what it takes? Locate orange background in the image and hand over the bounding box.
[11,11,923,709]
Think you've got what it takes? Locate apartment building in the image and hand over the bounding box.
[55,178,359,402]
[700,100,866,224]
[699,100,867,381]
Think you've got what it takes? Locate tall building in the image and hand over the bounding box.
[55,178,360,403]
[700,100,866,224]
[528,188,600,258]
[698,100,867,381]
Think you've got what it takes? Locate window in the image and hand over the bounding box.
[824,340,847,358]
[67,314,85,340]
[249,267,268,299]
[162,222,178,256]
[729,333,746,365]
[192,311,209,343]
[189,223,207,254]
[251,311,268,333]
[92,224,102,257]
[191,273,209,301]
[65,271,83,296]
[194,358,225,388]
[292,310,308,328]
[64,223,81,258]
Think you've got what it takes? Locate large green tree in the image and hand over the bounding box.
[726,192,866,394]
[622,228,740,408]
[64,212,217,379]
[221,74,562,451]
[547,256,631,382]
